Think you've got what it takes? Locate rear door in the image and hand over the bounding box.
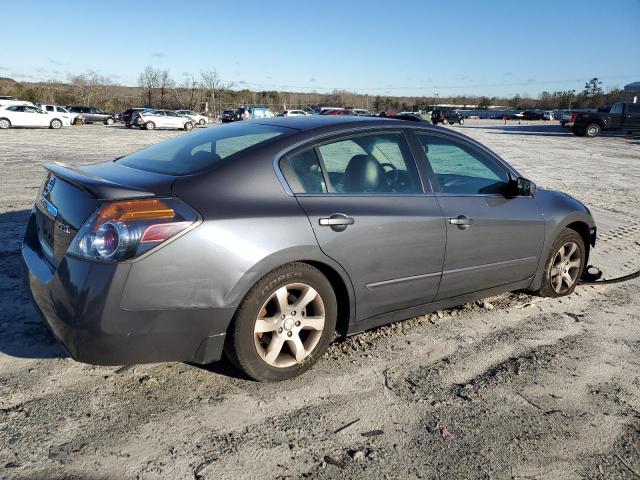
[413,131,545,300]
[164,110,182,128]
[609,103,624,129]
[25,106,49,126]
[624,103,640,130]
[278,129,446,321]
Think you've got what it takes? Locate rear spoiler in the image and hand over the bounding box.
[44,162,154,200]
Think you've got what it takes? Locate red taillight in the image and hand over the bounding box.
[68,198,197,261]
[571,113,577,122]
[141,221,191,243]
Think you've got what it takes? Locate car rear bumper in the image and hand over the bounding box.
[21,212,233,366]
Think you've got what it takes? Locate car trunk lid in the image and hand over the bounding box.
[35,161,178,268]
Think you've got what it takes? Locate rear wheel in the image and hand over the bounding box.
[50,119,62,129]
[584,123,601,137]
[442,118,449,125]
[458,118,464,125]
[538,228,585,298]
[145,121,155,130]
[198,118,206,125]
[226,262,337,382]
[0,118,11,129]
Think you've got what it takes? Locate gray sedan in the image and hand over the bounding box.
[22,116,596,381]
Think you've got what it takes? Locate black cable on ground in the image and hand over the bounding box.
[579,265,640,285]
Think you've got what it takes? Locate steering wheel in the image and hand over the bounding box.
[380,162,399,189]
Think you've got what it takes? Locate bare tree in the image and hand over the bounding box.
[137,65,159,107]
[200,69,232,118]
[67,70,111,106]
[158,69,173,109]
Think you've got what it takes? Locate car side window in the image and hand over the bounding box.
[46,106,54,112]
[317,132,422,194]
[610,103,623,114]
[280,148,327,194]
[416,134,509,195]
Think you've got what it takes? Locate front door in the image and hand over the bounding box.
[278,130,446,321]
[414,132,545,300]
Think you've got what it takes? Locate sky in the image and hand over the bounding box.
[2,0,639,98]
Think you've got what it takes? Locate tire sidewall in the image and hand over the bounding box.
[539,228,586,298]
[228,263,337,382]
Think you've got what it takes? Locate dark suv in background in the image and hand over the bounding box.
[120,108,148,128]
[67,106,116,125]
[431,109,464,125]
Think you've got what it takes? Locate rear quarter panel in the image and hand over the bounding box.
[120,142,355,318]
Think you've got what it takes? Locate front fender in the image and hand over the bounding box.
[529,188,596,291]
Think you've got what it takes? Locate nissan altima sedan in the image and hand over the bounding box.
[22,116,596,381]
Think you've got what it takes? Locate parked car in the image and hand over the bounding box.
[175,110,209,125]
[23,116,596,382]
[542,111,554,121]
[279,110,309,117]
[134,109,194,130]
[572,102,640,137]
[120,108,148,128]
[37,104,83,125]
[352,109,370,116]
[67,106,116,125]
[221,109,238,123]
[431,109,464,125]
[558,111,574,127]
[0,96,33,108]
[521,110,545,120]
[0,104,66,129]
[322,109,356,116]
[315,107,344,115]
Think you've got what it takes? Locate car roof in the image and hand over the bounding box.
[253,115,423,131]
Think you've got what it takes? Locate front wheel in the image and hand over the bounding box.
[145,121,155,130]
[584,123,601,137]
[538,228,585,298]
[442,118,449,125]
[226,262,337,382]
[458,118,464,125]
[50,119,63,129]
[105,117,115,125]
[184,122,193,131]
[198,118,206,125]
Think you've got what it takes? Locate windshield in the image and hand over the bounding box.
[116,122,292,175]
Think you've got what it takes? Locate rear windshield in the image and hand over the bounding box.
[116,123,290,175]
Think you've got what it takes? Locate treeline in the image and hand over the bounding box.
[1,71,634,115]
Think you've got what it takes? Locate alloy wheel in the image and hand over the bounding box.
[254,283,325,368]
[0,119,10,129]
[550,241,581,294]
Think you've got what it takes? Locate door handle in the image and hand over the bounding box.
[449,215,474,230]
[319,214,354,232]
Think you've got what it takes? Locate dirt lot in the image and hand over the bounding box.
[1,121,639,480]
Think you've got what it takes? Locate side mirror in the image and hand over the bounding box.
[504,177,536,197]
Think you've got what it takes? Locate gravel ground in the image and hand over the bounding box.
[1,121,639,480]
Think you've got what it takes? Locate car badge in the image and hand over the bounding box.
[57,222,71,234]
[43,176,56,195]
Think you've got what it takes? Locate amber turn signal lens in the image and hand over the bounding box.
[94,199,175,232]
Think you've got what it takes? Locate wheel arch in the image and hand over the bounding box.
[223,251,356,338]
